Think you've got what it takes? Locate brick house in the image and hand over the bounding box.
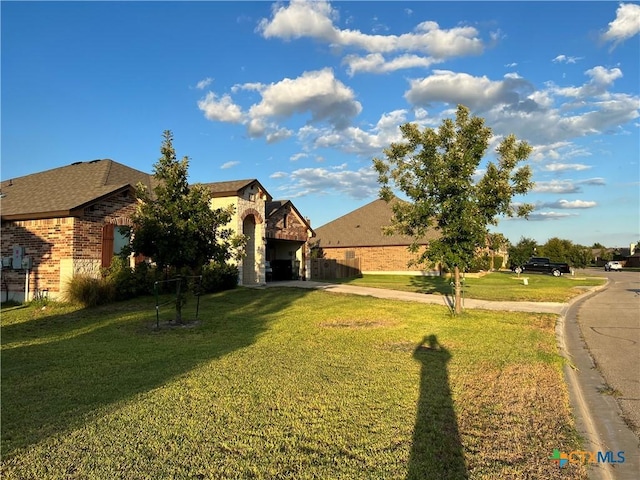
[312,198,438,275]
[205,181,315,284]
[1,160,314,302]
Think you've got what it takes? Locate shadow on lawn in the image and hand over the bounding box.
[408,275,452,295]
[0,287,311,458]
[408,335,468,480]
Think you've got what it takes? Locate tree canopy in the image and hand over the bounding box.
[131,130,241,272]
[373,105,533,313]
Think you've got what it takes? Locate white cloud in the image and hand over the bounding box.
[343,53,440,76]
[220,161,240,169]
[405,70,534,112]
[199,68,362,137]
[290,153,309,162]
[248,68,362,130]
[270,171,288,179]
[542,162,592,172]
[540,199,598,209]
[552,55,582,64]
[266,128,293,144]
[295,109,409,156]
[278,164,379,199]
[195,77,213,90]
[601,3,640,46]
[533,180,581,194]
[257,0,484,75]
[527,211,576,221]
[533,178,606,193]
[197,93,243,123]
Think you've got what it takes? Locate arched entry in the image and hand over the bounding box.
[242,215,257,284]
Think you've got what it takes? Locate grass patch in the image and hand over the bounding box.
[329,271,606,302]
[1,288,587,479]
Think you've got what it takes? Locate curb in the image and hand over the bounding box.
[558,279,639,480]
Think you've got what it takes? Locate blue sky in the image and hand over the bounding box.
[2,1,639,247]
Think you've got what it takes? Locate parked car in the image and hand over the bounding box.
[604,261,623,271]
[512,257,571,277]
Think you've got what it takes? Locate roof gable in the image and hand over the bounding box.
[266,200,315,235]
[1,159,153,220]
[202,179,272,202]
[313,198,436,248]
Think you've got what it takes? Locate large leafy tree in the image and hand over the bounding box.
[131,130,241,321]
[374,105,533,314]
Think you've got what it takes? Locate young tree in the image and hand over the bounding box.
[131,130,243,322]
[508,237,538,270]
[374,105,533,314]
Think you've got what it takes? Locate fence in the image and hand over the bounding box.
[310,258,361,280]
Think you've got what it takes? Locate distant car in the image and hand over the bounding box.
[604,261,623,272]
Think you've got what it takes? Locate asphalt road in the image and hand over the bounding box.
[567,269,640,480]
[579,269,640,437]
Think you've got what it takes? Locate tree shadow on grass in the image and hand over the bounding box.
[409,275,452,295]
[0,287,311,458]
[407,335,468,480]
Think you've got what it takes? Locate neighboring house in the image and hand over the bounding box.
[312,198,438,275]
[1,160,314,302]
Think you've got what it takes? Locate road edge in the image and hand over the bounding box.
[557,280,639,480]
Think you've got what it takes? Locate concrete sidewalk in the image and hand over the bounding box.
[264,279,569,314]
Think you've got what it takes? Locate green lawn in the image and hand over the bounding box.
[2,288,587,479]
[328,271,606,302]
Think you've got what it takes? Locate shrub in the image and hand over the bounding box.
[65,275,115,307]
[468,254,491,273]
[201,263,238,293]
[133,261,160,296]
[492,255,504,270]
[104,256,136,300]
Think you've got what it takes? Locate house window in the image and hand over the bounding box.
[283,214,288,229]
[101,225,131,268]
[345,250,356,260]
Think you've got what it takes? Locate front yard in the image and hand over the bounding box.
[2,288,587,479]
[328,271,606,302]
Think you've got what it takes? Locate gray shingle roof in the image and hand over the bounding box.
[0,159,153,220]
[313,198,436,248]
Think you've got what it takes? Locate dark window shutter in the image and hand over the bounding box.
[102,223,115,268]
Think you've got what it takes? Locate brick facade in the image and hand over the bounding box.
[320,245,426,272]
[1,192,137,301]
[266,205,308,242]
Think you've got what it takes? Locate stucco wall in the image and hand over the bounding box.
[210,185,267,285]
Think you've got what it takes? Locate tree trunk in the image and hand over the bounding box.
[454,265,462,315]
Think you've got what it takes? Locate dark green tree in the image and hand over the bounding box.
[508,237,538,270]
[539,237,590,268]
[374,105,533,314]
[131,130,244,322]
